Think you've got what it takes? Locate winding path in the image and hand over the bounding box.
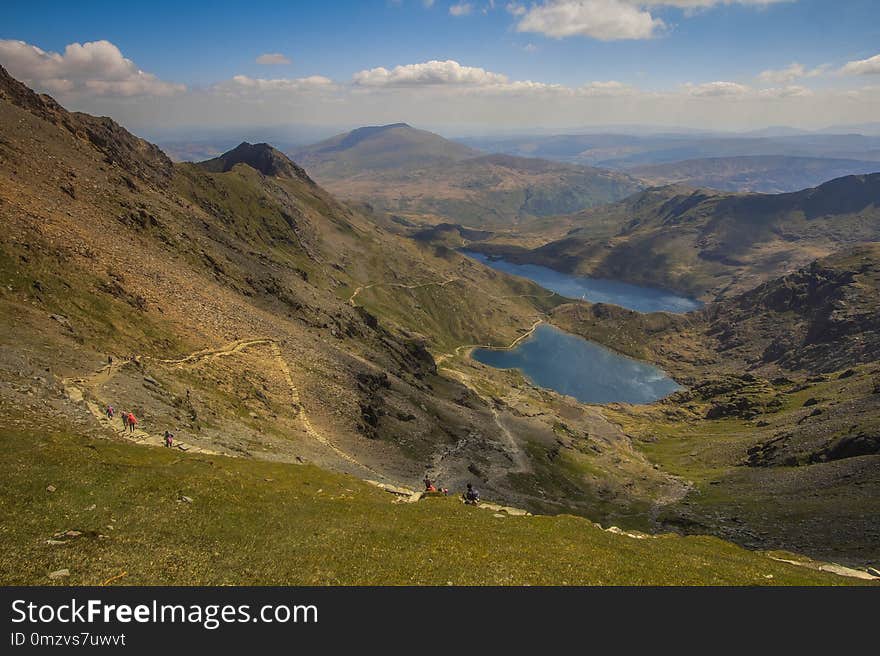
[63,338,385,477]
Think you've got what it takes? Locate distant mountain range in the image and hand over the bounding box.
[458,132,880,169]
[289,123,643,228]
[630,155,880,193]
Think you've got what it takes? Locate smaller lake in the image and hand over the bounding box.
[462,250,701,314]
[472,324,680,404]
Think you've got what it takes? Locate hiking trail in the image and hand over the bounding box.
[62,338,386,478]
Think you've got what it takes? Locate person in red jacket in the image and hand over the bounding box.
[127,412,138,433]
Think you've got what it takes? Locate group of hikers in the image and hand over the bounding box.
[424,474,480,504]
[105,404,175,448]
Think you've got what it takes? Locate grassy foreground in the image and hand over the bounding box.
[0,427,862,586]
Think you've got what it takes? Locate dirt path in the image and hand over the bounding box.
[62,339,387,478]
[434,319,543,366]
[439,366,532,477]
[348,277,460,306]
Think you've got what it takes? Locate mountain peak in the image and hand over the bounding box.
[198,141,312,181]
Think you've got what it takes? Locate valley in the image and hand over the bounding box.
[1,62,878,585]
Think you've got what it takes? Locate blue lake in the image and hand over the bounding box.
[462,250,702,314]
[472,324,680,405]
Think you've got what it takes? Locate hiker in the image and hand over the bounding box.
[127,412,138,433]
[164,430,174,448]
[424,474,437,493]
[463,483,480,505]
[106,404,114,420]
[120,411,128,430]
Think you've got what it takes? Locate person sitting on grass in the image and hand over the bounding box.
[424,474,437,493]
[463,483,480,505]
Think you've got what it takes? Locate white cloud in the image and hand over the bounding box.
[449,2,473,15]
[423,0,435,6]
[517,1,664,40]
[577,80,636,95]
[255,53,291,65]
[0,39,184,96]
[840,53,880,76]
[212,74,335,97]
[684,80,751,96]
[757,84,812,98]
[514,1,794,41]
[757,61,827,84]
[353,60,509,87]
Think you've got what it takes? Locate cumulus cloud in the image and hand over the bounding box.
[255,53,291,65]
[353,60,509,87]
[514,1,794,41]
[0,39,184,96]
[517,1,664,40]
[212,74,335,97]
[758,84,812,97]
[684,80,751,96]
[840,53,880,76]
[449,2,473,15]
[757,61,827,84]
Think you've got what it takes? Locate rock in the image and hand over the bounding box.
[49,314,73,331]
[803,397,821,407]
[46,484,56,493]
[178,495,193,504]
[867,567,880,578]
[48,568,70,579]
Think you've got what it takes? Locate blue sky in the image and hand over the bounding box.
[2,1,879,132]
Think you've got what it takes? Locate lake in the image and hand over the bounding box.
[472,323,680,404]
[461,249,691,404]
[461,250,701,314]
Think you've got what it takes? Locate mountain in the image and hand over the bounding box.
[197,141,313,179]
[630,155,880,194]
[478,174,880,299]
[291,122,480,177]
[292,124,642,228]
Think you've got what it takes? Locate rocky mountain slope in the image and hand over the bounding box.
[290,124,642,229]
[0,64,558,498]
[550,246,880,565]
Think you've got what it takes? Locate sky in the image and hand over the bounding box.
[1,0,879,136]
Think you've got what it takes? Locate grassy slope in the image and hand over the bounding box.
[0,422,855,586]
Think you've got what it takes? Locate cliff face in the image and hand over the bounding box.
[707,245,880,373]
[0,64,173,185]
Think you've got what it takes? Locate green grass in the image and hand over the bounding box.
[0,426,861,586]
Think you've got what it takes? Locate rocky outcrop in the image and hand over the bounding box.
[0,65,173,185]
[197,142,313,182]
